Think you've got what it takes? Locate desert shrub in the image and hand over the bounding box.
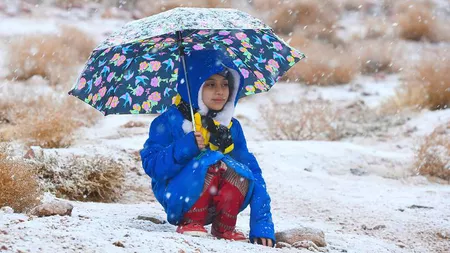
[32,153,126,202]
[268,0,341,44]
[415,123,450,182]
[396,2,437,42]
[0,93,100,148]
[352,39,401,74]
[7,25,95,86]
[285,38,358,85]
[0,144,42,212]
[261,100,341,141]
[382,49,450,112]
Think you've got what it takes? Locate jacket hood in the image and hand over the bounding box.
[177,49,243,127]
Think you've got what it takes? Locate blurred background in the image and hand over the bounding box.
[0,1,449,252]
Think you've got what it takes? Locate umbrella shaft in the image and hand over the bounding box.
[177,31,197,132]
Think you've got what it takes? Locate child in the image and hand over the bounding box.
[140,52,275,247]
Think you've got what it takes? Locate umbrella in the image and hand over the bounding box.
[68,7,305,130]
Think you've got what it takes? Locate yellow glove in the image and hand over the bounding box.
[194,112,210,145]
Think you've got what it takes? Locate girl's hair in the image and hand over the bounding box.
[215,68,234,102]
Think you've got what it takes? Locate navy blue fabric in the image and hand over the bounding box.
[140,106,275,242]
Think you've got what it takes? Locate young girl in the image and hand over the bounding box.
[140,51,274,247]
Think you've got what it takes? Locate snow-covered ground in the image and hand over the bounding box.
[1,2,450,253]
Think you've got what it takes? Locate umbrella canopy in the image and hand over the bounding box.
[68,7,305,116]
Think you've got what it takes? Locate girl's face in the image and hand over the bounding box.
[202,74,230,111]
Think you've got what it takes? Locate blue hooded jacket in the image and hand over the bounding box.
[140,49,275,243]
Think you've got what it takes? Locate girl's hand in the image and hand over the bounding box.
[253,238,273,247]
[194,131,205,150]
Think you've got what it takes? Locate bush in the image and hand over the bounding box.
[383,50,450,112]
[261,100,341,141]
[268,0,341,44]
[7,25,95,86]
[415,123,450,182]
[396,2,437,42]
[0,144,42,213]
[285,38,358,85]
[352,39,401,74]
[32,153,126,202]
[0,93,100,148]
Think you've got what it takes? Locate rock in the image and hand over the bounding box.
[437,231,449,240]
[0,206,14,214]
[275,227,327,247]
[1,245,8,251]
[407,205,433,209]
[30,201,73,217]
[372,225,386,230]
[136,215,166,224]
[396,242,406,248]
[350,168,368,176]
[23,146,44,160]
[275,242,292,248]
[113,241,125,248]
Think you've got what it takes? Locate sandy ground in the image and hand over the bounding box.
[1,2,450,253]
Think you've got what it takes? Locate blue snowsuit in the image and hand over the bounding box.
[140,50,275,243]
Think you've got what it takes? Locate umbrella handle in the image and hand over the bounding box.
[177,31,197,132]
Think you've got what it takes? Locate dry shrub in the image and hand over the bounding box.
[33,153,125,202]
[0,144,42,212]
[121,121,147,128]
[352,39,401,74]
[342,0,376,12]
[54,0,101,9]
[383,49,450,112]
[0,94,100,148]
[415,123,450,182]
[364,16,391,40]
[396,2,437,42]
[7,25,95,86]
[261,100,341,141]
[268,0,341,43]
[391,1,449,42]
[285,38,358,85]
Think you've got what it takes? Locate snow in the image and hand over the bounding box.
[1,2,450,253]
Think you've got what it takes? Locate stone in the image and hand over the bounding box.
[137,215,166,224]
[275,242,292,248]
[0,206,14,214]
[275,227,327,247]
[437,231,449,240]
[113,241,125,248]
[30,200,73,217]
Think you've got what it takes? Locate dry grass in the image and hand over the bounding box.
[0,93,100,148]
[382,49,450,112]
[32,153,126,202]
[54,0,101,9]
[352,39,401,74]
[415,123,450,183]
[284,37,358,85]
[121,121,147,128]
[7,25,95,86]
[342,0,376,12]
[0,144,42,213]
[268,0,341,43]
[261,100,342,141]
[396,2,437,42]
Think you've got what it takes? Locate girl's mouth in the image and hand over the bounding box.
[212,99,225,102]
